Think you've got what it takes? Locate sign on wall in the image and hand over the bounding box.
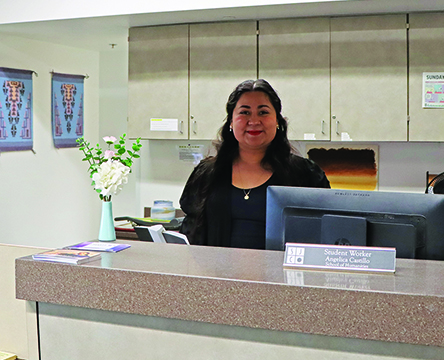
[423,72,444,109]
[0,67,34,152]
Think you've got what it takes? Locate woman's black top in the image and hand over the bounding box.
[179,154,330,248]
[230,177,273,249]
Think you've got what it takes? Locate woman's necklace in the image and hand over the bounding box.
[243,188,252,200]
[235,159,271,201]
[236,163,253,200]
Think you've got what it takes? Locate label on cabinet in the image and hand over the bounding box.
[304,133,316,140]
[341,132,352,141]
[150,118,178,131]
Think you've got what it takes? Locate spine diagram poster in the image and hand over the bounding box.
[0,67,33,151]
[51,72,85,148]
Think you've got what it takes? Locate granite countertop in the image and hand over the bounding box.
[16,241,444,347]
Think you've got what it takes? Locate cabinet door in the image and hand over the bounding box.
[189,21,257,140]
[409,13,444,141]
[259,18,331,141]
[331,15,407,141]
[128,25,189,139]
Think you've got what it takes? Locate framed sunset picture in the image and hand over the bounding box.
[306,144,379,191]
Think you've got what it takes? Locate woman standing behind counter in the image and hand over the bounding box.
[180,79,330,249]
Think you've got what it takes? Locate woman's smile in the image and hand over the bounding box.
[231,91,278,151]
[247,130,263,136]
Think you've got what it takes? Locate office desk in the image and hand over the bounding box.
[16,241,444,360]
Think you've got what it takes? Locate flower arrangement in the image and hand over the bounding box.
[76,134,142,201]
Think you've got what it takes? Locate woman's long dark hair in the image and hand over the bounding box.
[214,79,294,176]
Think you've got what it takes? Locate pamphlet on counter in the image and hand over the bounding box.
[65,242,131,252]
[32,249,101,265]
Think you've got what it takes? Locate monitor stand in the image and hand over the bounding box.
[321,214,367,246]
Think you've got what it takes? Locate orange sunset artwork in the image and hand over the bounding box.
[307,147,378,191]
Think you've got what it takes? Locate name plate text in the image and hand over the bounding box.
[284,243,396,273]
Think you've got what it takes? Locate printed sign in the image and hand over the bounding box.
[178,144,204,164]
[284,243,396,273]
[423,72,444,108]
[150,118,178,131]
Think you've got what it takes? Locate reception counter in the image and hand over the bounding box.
[15,241,444,360]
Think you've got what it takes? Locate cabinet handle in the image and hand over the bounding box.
[335,120,340,135]
[179,120,183,134]
[321,120,325,135]
[192,120,197,134]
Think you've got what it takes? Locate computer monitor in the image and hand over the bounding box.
[266,186,444,260]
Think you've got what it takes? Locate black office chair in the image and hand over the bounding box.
[426,171,444,194]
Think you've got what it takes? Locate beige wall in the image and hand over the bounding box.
[0,33,101,248]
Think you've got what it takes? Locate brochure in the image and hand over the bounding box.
[66,242,131,252]
[32,249,101,264]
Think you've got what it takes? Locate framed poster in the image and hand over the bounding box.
[306,144,379,191]
[0,67,33,151]
[51,72,85,148]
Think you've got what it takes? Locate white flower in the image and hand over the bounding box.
[103,136,117,144]
[92,160,130,198]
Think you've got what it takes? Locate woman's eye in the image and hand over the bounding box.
[259,111,269,115]
[239,111,250,115]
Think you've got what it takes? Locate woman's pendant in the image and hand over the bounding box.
[244,194,249,200]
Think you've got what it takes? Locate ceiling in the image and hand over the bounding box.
[2,1,444,52]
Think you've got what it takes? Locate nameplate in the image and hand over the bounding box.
[284,243,396,273]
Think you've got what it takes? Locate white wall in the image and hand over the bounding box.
[98,46,142,218]
[0,33,101,247]
[0,1,360,24]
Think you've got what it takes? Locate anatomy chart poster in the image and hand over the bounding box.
[0,67,33,151]
[51,72,85,148]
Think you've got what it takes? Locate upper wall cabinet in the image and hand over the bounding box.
[330,15,408,141]
[409,13,444,141]
[189,22,257,139]
[128,22,257,140]
[128,25,189,139]
[259,18,331,141]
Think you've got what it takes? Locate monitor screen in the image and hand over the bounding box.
[266,186,444,260]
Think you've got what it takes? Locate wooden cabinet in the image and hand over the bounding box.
[409,13,444,141]
[128,25,189,140]
[129,14,444,143]
[330,15,408,141]
[189,22,257,139]
[258,18,331,141]
[128,22,257,140]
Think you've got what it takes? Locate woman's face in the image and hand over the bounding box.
[231,91,278,153]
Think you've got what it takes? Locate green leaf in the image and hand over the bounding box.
[118,148,126,155]
[133,154,140,158]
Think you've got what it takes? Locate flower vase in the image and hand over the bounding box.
[98,200,116,242]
